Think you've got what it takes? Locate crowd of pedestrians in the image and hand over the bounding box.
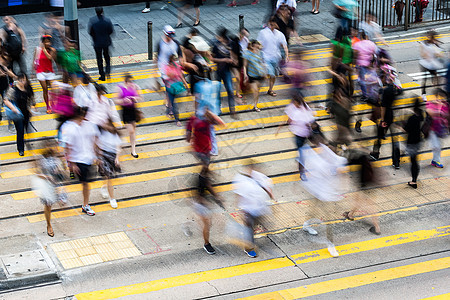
[0,3,448,260]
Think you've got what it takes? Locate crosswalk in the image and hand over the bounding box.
[73,226,450,299]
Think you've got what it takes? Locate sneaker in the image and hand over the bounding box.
[70,172,75,180]
[327,244,339,257]
[355,120,362,133]
[303,226,318,235]
[82,205,95,216]
[421,94,427,102]
[101,185,109,199]
[360,96,368,102]
[245,250,257,258]
[203,243,216,255]
[369,152,379,161]
[431,161,444,168]
[110,198,118,209]
[18,151,24,156]
[142,7,150,13]
[300,173,307,181]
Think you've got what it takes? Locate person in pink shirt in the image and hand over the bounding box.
[426,89,449,168]
[281,94,315,181]
[352,31,377,102]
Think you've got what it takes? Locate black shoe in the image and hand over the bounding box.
[98,76,106,81]
[355,120,362,133]
[369,226,381,235]
[360,96,368,102]
[369,152,379,161]
[175,23,182,28]
[203,243,216,255]
[18,151,24,156]
[193,20,200,26]
[407,182,418,189]
[131,153,139,158]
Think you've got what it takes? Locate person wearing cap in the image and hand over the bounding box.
[88,7,114,82]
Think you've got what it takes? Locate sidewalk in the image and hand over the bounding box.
[12,0,339,68]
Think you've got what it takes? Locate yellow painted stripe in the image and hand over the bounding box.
[292,226,450,263]
[74,227,450,299]
[25,148,450,222]
[421,293,450,300]
[75,257,294,300]
[238,257,450,300]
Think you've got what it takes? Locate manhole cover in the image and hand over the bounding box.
[1,250,50,276]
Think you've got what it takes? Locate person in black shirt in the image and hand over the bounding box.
[3,73,34,156]
[88,7,114,81]
[404,99,424,189]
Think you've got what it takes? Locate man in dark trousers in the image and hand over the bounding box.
[88,7,114,81]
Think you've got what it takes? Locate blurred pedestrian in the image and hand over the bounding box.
[33,35,56,114]
[142,2,151,13]
[63,106,100,216]
[419,30,444,100]
[230,33,244,100]
[193,161,224,255]
[353,31,377,103]
[184,34,212,98]
[3,73,34,156]
[86,83,117,127]
[186,108,225,166]
[115,74,142,157]
[59,39,83,86]
[176,0,202,27]
[243,40,266,111]
[280,93,315,181]
[258,17,288,98]
[359,11,387,45]
[40,13,65,75]
[88,7,114,81]
[32,139,67,237]
[330,27,354,95]
[332,0,359,35]
[165,54,189,127]
[97,119,122,209]
[426,89,449,168]
[404,99,424,189]
[311,0,320,14]
[212,28,240,117]
[233,161,274,258]
[0,49,17,123]
[274,4,297,44]
[0,16,27,75]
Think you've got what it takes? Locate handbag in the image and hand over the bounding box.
[135,108,144,123]
[167,81,186,95]
[52,94,75,117]
[5,100,24,122]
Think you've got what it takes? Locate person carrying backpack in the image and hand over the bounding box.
[0,16,27,75]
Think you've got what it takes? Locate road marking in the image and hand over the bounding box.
[73,227,450,300]
[421,293,450,300]
[25,149,450,222]
[75,257,294,300]
[237,256,450,300]
[407,69,447,81]
[291,226,450,263]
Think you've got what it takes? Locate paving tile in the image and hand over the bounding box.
[112,240,136,250]
[60,257,84,269]
[50,241,73,252]
[93,243,116,253]
[117,247,142,258]
[89,235,111,245]
[107,232,129,243]
[55,249,78,261]
[99,251,123,262]
[70,238,92,249]
[74,246,97,257]
[79,254,104,266]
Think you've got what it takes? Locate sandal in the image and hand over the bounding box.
[175,23,183,28]
[407,182,418,189]
[267,90,277,97]
[236,94,243,98]
[313,11,320,14]
[343,211,354,221]
[47,226,54,237]
[253,107,261,112]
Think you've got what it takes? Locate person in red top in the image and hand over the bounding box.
[186,109,225,165]
[33,35,56,114]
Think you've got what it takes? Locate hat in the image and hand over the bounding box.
[163,25,176,37]
[189,36,210,52]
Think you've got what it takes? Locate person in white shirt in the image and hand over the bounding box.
[73,77,96,108]
[97,119,122,209]
[63,107,100,216]
[233,161,274,258]
[359,11,387,45]
[85,84,119,127]
[257,17,288,97]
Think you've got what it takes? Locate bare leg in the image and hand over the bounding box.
[107,179,114,199]
[232,68,241,97]
[195,7,200,24]
[200,216,211,244]
[127,123,137,155]
[39,80,50,111]
[268,76,275,93]
[44,205,53,235]
[177,4,189,25]
[252,82,260,110]
[82,182,90,206]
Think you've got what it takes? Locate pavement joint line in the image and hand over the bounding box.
[236,256,450,300]
[5,119,441,199]
[23,148,450,223]
[73,228,450,300]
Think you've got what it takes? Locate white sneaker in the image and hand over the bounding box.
[110,198,118,209]
[303,226,318,235]
[101,185,109,199]
[82,205,95,216]
[142,7,150,13]
[421,94,427,102]
[327,244,339,257]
